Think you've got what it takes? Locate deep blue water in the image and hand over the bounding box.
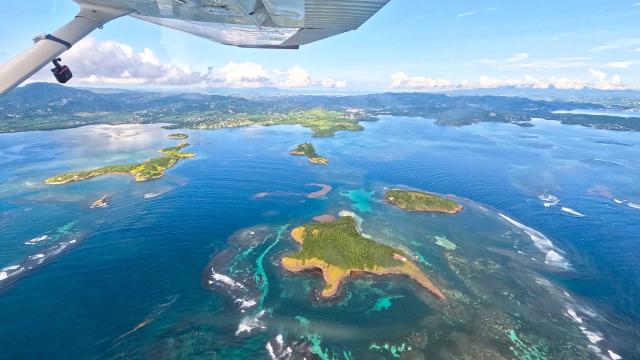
[0,117,638,359]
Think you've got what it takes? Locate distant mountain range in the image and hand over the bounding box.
[0,82,638,133]
[72,84,640,101]
[446,86,640,104]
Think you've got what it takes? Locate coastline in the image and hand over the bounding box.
[282,225,446,300]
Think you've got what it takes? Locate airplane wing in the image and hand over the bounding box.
[128,0,391,48]
[0,0,390,95]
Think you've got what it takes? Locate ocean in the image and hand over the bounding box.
[0,116,638,359]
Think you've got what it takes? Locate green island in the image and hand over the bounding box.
[264,108,365,137]
[167,133,188,139]
[289,143,328,165]
[45,143,195,184]
[385,189,463,214]
[179,108,367,137]
[281,215,445,300]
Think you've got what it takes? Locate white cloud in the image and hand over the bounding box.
[605,61,637,69]
[458,11,478,17]
[474,75,590,90]
[503,57,591,69]
[390,72,453,89]
[591,38,640,52]
[476,54,589,70]
[56,37,204,85]
[280,65,312,87]
[588,68,623,89]
[321,79,347,88]
[28,37,345,89]
[634,2,640,6]
[216,62,271,87]
[389,70,626,91]
[505,52,529,63]
[589,68,607,81]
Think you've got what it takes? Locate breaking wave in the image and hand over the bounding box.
[25,235,51,245]
[1,232,86,290]
[208,271,246,290]
[538,194,560,207]
[499,213,570,270]
[561,207,586,217]
[564,305,623,360]
[235,309,266,336]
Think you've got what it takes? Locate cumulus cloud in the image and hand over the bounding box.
[215,62,271,87]
[30,37,345,89]
[59,37,204,85]
[390,70,626,91]
[390,72,453,89]
[280,65,312,87]
[588,68,607,81]
[588,68,622,89]
[474,75,590,90]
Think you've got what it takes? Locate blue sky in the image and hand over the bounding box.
[1,0,639,91]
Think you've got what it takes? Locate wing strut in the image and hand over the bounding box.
[0,4,131,96]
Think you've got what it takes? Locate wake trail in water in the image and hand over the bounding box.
[114,295,179,342]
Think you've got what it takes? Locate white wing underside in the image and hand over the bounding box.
[83,0,391,48]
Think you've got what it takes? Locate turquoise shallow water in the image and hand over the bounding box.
[341,189,375,213]
[0,117,639,359]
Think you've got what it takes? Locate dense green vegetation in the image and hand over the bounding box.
[290,216,404,270]
[45,142,195,184]
[265,108,365,137]
[159,108,368,136]
[159,143,195,157]
[167,133,188,139]
[385,189,463,213]
[289,143,328,164]
[45,164,136,184]
[291,143,317,157]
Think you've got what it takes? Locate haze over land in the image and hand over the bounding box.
[2,83,639,135]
